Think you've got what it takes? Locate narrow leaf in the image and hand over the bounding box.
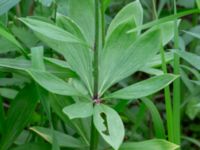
[120,139,179,150]
[30,127,86,148]
[105,74,178,100]
[0,84,38,150]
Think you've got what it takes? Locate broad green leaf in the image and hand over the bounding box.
[30,127,86,148]
[99,30,161,95]
[63,102,93,119]
[120,139,179,150]
[0,88,18,99]
[0,58,81,97]
[183,30,200,39]
[175,50,200,70]
[105,74,177,100]
[0,58,31,70]
[0,26,27,56]
[20,18,93,95]
[11,26,39,48]
[0,0,20,15]
[67,0,95,46]
[186,97,200,120]
[27,70,80,96]
[141,98,165,139]
[0,37,19,54]
[107,0,143,37]
[56,14,86,41]
[0,84,38,150]
[94,104,124,150]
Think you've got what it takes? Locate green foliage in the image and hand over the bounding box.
[0,0,199,150]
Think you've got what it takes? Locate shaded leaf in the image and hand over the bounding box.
[30,127,86,148]
[0,84,38,150]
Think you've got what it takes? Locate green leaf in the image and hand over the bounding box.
[20,18,93,95]
[0,0,20,15]
[11,143,51,150]
[56,14,86,41]
[0,88,18,99]
[0,84,38,150]
[31,46,45,71]
[197,0,200,9]
[106,0,143,37]
[141,98,165,139]
[175,50,200,70]
[93,104,124,150]
[67,0,95,46]
[63,102,93,119]
[99,30,161,95]
[105,74,178,100]
[128,9,200,33]
[183,30,200,39]
[120,139,179,150]
[27,70,80,96]
[0,58,81,97]
[30,127,86,148]
[0,25,27,56]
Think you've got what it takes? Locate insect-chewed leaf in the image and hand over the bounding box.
[105,74,178,100]
[99,29,161,95]
[175,50,200,70]
[20,18,93,95]
[93,104,125,150]
[63,102,93,119]
[30,127,86,148]
[119,139,179,150]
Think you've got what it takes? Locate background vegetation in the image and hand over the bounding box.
[0,0,200,150]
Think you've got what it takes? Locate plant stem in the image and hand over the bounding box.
[173,0,181,147]
[153,0,174,141]
[160,46,174,141]
[100,0,105,47]
[93,0,100,98]
[152,0,158,20]
[90,0,100,149]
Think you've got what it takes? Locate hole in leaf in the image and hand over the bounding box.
[100,112,110,136]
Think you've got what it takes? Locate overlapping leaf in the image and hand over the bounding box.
[20,18,93,95]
